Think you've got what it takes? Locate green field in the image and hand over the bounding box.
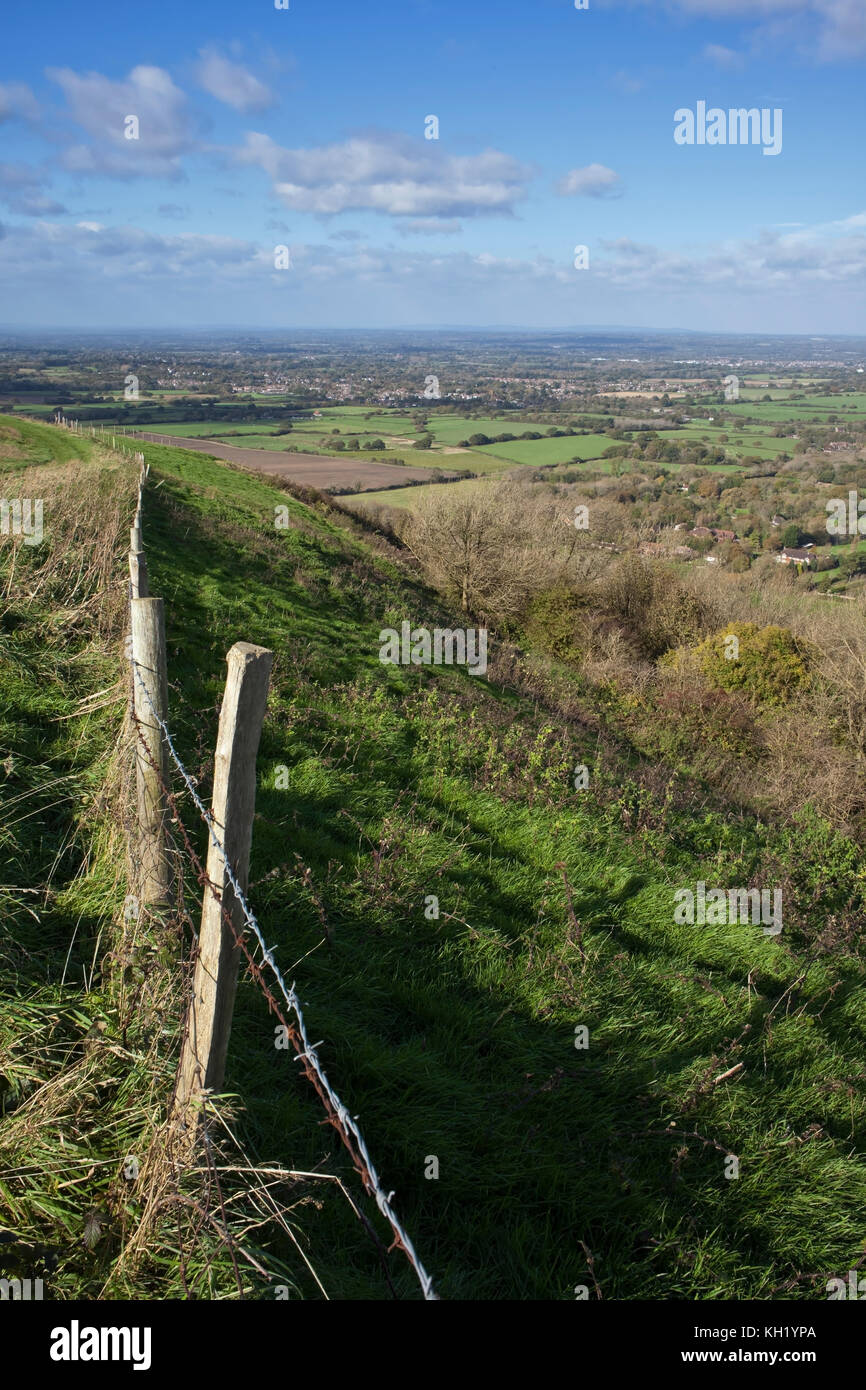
[423,415,535,445]
[343,478,485,509]
[475,433,616,466]
[722,394,866,422]
[669,424,796,461]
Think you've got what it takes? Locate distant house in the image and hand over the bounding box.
[771,514,786,528]
[705,556,719,564]
[637,540,695,561]
[688,525,738,543]
[777,547,813,567]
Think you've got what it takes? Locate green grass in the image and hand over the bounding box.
[6,416,866,1301]
[139,441,866,1300]
[127,422,278,438]
[344,478,486,509]
[722,395,866,422]
[475,434,616,466]
[667,425,796,462]
[0,416,93,472]
[424,416,534,445]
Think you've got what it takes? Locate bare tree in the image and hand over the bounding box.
[403,481,593,626]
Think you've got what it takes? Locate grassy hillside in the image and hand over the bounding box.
[3,418,866,1300]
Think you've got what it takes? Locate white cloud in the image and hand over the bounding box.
[702,43,745,66]
[48,65,199,177]
[595,216,866,288]
[0,163,66,216]
[0,82,40,123]
[234,131,532,217]
[0,212,862,330]
[556,164,622,198]
[194,49,275,113]
[611,0,866,59]
[396,218,463,236]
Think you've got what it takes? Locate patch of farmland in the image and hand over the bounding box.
[474,433,615,466]
[424,415,534,445]
[722,395,866,421]
[128,431,455,491]
[343,477,486,511]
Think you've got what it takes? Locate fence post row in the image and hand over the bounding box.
[175,642,273,1109]
[126,442,275,1101]
[108,423,435,1295]
[130,597,172,905]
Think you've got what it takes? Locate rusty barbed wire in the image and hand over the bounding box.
[129,658,438,1300]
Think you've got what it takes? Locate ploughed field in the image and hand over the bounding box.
[130,431,455,491]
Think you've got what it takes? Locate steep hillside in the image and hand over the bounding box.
[2,418,866,1300]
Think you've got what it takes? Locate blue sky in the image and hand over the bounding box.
[0,0,863,331]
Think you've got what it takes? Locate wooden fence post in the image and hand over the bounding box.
[129,549,149,600]
[175,642,273,1108]
[130,597,171,904]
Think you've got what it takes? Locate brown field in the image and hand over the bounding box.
[132,432,452,492]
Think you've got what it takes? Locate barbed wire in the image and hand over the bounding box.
[127,705,404,1299]
[129,658,439,1301]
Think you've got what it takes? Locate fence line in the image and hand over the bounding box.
[120,438,438,1301]
[130,665,438,1300]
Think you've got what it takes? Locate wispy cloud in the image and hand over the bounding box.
[0,163,66,216]
[611,0,866,60]
[194,48,276,113]
[0,81,40,124]
[396,218,463,236]
[702,42,745,67]
[556,164,622,198]
[1,211,861,309]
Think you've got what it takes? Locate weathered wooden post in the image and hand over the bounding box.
[130,597,171,904]
[175,643,273,1108]
[129,549,149,600]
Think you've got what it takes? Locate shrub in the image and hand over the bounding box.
[669,621,815,706]
[524,587,588,663]
[599,555,710,659]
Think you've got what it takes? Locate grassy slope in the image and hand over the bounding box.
[0,418,178,1296]
[140,439,866,1300]
[4,418,866,1301]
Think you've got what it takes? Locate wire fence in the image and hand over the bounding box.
[124,453,438,1300]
